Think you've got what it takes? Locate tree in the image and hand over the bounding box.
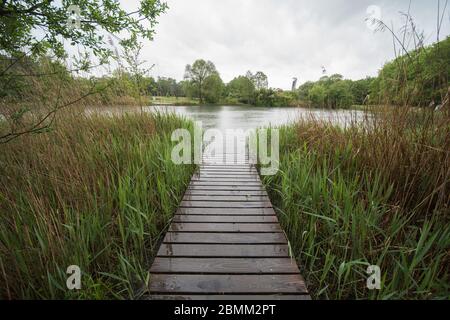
[351,77,374,105]
[227,76,255,104]
[143,76,157,96]
[180,80,195,98]
[246,71,268,90]
[0,1,168,59]
[370,37,450,107]
[156,77,182,96]
[203,74,225,103]
[308,84,327,108]
[328,80,354,109]
[0,1,167,143]
[184,59,218,103]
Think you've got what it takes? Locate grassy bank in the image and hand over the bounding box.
[148,95,254,107]
[0,112,195,299]
[263,108,449,299]
[150,96,200,106]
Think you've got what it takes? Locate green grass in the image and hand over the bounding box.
[263,109,450,299]
[0,112,195,299]
[150,96,200,106]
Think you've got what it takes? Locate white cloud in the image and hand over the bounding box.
[139,0,449,89]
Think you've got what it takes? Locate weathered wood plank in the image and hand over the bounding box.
[150,258,300,274]
[172,215,278,223]
[188,185,265,191]
[198,169,256,172]
[191,178,260,182]
[183,195,270,202]
[198,168,258,172]
[177,208,276,215]
[202,162,250,165]
[189,181,262,186]
[185,190,268,196]
[169,223,282,233]
[199,165,253,169]
[196,175,258,179]
[180,201,272,208]
[195,174,258,178]
[157,244,290,257]
[163,232,286,244]
[202,159,248,161]
[149,274,307,294]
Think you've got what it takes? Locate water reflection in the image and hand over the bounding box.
[86,105,367,129]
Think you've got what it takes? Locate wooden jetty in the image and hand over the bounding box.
[147,150,310,300]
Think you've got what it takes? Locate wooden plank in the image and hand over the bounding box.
[148,274,307,294]
[180,201,272,208]
[188,185,265,191]
[191,177,260,182]
[198,172,258,176]
[169,223,282,233]
[197,173,258,177]
[150,258,300,274]
[202,162,249,165]
[147,294,311,300]
[178,208,276,215]
[183,195,270,202]
[197,169,254,171]
[195,174,258,178]
[172,215,278,223]
[202,157,248,159]
[200,165,254,169]
[191,180,261,184]
[157,244,290,257]
[202,160,249,163]
[185,190,268,196]
[189,181,261,186]
[163,232,286,244]
[198,168,257,172]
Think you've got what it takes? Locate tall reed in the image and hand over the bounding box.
[0,111,195,299]
[263,108,449,299]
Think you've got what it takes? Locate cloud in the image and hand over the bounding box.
[141,0,449,89]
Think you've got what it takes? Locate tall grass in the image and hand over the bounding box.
[0,111,195,299]
[263,108,449,299]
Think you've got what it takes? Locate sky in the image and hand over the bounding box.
[122,0,449,89]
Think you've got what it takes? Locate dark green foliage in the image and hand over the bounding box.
[297,74,375,109]
[0,0,168,59]
[0,55,71,99]
[370,37,450,107]
[203,73,225,103]
[254,89,298,107]
[152,77,184,97]
[226,75,255,104]
[184,59,219,103]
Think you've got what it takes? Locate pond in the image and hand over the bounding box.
[88,105,367,130]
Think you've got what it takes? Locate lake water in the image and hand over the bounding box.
[89,105,367,130]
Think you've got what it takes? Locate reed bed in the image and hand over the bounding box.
[0,111,195,299]
[263,107,449,299]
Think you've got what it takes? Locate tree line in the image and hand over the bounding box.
[2,38,448,109]
[148,35,449,109]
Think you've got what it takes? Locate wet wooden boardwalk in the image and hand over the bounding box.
[147,152,310,300]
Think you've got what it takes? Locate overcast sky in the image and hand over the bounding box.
[125,0,449,89]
